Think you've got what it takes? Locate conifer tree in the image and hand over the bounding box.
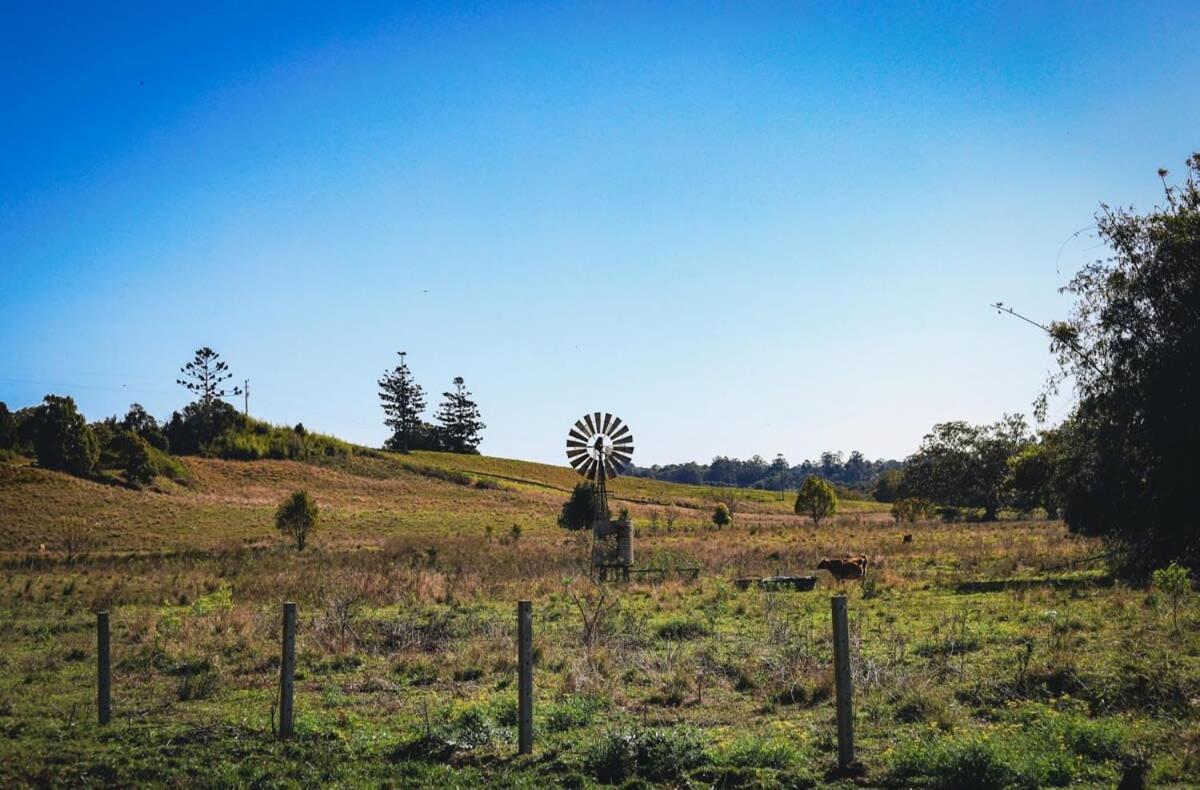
[434,376,485,454]
[378,351,427,453]
[177,347,241,411]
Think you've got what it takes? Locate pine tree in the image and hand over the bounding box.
[378,351,427,453]
[434,376,485,454]
[177,347,241,411]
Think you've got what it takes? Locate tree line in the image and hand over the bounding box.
[0,346,488,487]
[629,450,901,494]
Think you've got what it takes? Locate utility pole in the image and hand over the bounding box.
[243,379,250,416]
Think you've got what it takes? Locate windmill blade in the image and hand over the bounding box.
[603,457,618,479]
[566,413,632,480]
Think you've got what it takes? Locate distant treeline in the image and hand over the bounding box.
[628,451,902,493]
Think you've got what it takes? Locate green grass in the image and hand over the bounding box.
[1,452,1197,787]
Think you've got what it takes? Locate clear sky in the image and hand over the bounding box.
[2,2,1198,466]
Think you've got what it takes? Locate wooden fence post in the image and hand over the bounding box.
[517,600,533,755]
[97,611,111,726]
[279,602,297,739]
[831,595,855,770]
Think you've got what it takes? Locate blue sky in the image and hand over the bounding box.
[2,2,1198,465]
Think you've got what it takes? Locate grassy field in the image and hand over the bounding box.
[1,451,1198,787]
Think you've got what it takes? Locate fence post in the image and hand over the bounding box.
[831,595,855,770]
[279,602,297,739]
[97,611,111,726]
[517,600,533,755]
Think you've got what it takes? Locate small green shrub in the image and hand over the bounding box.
[544,695,603,732]
[172,660,221,702]
[891,685,958,730]
[1152,562,1191,632]
[275,490,319,551]
[888,734,1074,789]
[584,726,705,784]
[654,617,710,641]
[714,737,806,770]
[392,656,439,686]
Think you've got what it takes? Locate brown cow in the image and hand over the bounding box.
[817,554,868,582]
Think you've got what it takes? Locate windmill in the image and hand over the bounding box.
[565,411,634,520]
[566,412,634,580]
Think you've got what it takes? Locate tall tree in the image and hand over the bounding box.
[378,351,427,453]
[899,415,1031,520]
[177,347,241,411]
[434,376,485,454]
[1032,155,1200,573]
[29,395,98,476]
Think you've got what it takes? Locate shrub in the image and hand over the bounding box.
[892,497,931,523]
[584,726,705,784]
[544,696,603,732]
[275,490,319,551]
[714,737,804,770]
[794,475,837,524]
[107,430,155,487]
[712,502,732,529]
[888,734,1074,790]
[1152,561,1191,632]
[559,481,607,530]
[654,617,710,641]
[891,685,958,730]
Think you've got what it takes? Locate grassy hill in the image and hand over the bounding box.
[0,449,888,555]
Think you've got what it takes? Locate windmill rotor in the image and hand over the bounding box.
[566,412,633,483]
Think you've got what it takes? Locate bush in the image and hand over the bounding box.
[654,617,710,641]
[888,734,1074,790]
[559,481,607,531]
[544,696,604,732]
[712,502,732,529]
[28,395,98,476]
[1152,561,1191,632]
[120,432,156,487]
[584,726,705,784]
[275,490,319,551]
[794,475,837,524]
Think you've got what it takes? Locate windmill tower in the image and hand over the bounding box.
[566,412,634,581]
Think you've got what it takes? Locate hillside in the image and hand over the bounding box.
[0,450,889,555]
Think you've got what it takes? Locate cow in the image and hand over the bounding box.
[817,554,868,582]
[902,534,913,544]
